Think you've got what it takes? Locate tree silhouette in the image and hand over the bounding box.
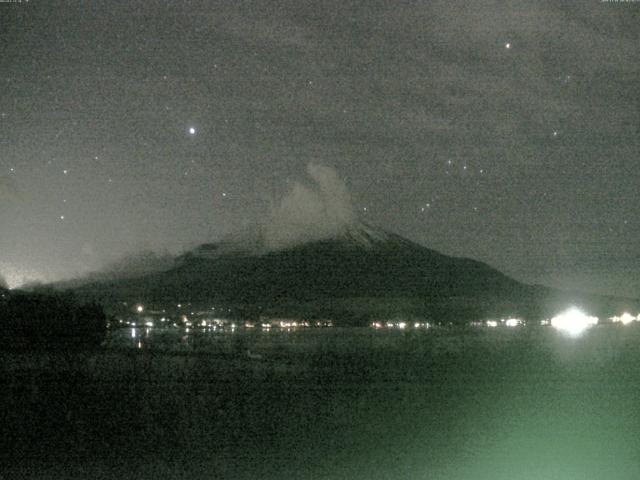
[0,291,106,351]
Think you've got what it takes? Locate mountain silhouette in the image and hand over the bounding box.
[67,223,638,324]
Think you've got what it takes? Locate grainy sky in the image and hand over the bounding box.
[0,0,638,296]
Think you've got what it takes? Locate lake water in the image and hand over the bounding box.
[3,323,640,479]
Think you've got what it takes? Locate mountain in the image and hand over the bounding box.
[56,251,177,289]
[67,223,638,324]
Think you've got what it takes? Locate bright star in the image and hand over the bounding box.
[188,127,196,135]
[505,42,511,49]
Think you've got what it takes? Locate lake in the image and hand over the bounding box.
[2,323,640,479]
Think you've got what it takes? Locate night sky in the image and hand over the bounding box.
[1,1,638,296]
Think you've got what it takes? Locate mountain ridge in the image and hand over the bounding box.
[58,222,638,324]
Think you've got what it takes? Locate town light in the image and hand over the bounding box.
[550,307,598,336]
[611,312,635,325]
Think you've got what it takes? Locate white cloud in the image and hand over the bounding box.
[262,164,356,250]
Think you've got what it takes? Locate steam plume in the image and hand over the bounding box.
[263,164,356,250]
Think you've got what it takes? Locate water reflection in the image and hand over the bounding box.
[108,308,640,352]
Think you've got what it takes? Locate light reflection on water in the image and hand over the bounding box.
[100,323,640,479]
[107,320,639,355]
[5,321,640,480]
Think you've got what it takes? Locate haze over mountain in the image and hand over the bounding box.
[66,220,637,325]
[57,164,638,324]
[58,251,177,288]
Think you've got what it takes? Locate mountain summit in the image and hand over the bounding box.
[70,222,572,323]
[65,157,639,324]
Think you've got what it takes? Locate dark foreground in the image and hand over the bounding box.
[2,325,640,479]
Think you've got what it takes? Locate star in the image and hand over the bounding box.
[188,127,196,135]
[505,42,511,49]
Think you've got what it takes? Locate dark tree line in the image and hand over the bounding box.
[0,290,107,351]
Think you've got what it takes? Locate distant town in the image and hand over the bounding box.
[115,302,640,335]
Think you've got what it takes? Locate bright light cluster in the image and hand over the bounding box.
[482,318,522,328]
[550,307,598,336]
[610,312,637,325]
[279,320,311,328]
[504,318,522,327]
[371,321,431,330]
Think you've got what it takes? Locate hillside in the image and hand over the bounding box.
[67,224,638,324]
